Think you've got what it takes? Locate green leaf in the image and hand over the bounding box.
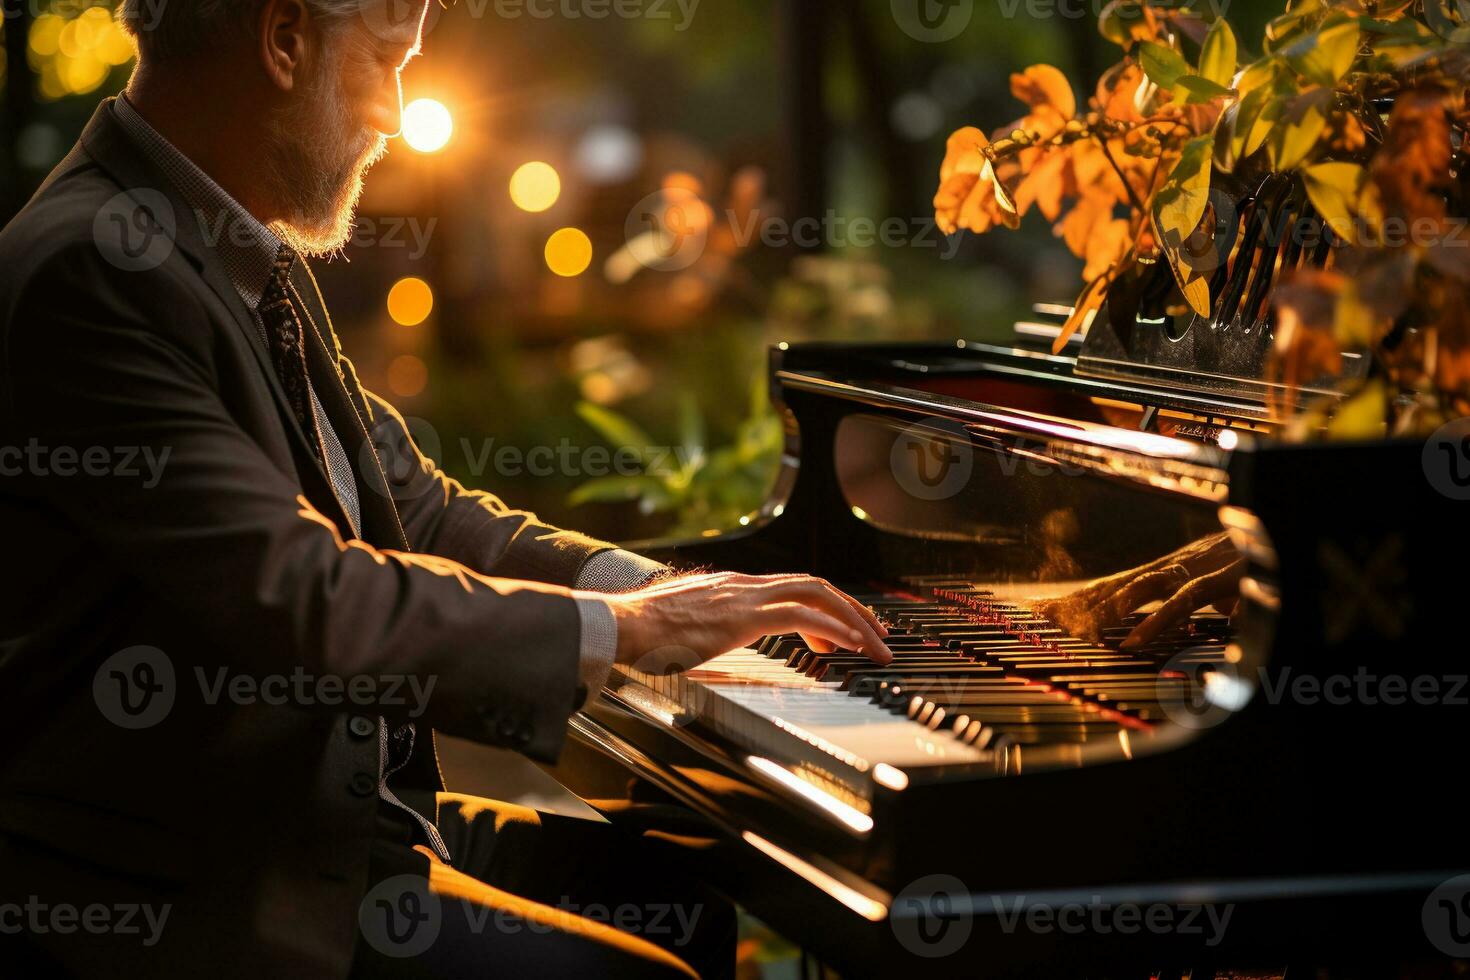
[1229,85,1271,162]
[676,391,706,460]
[1269,88,1331,171]
[1264,2,1319,53]
[575,402,655,463]
[1233,57,1278,98]
[1173,75,1233,104]
[1152,135,1216,319]
[1356,15,1434,39]
[567,475,673,508]
[1285,16,1361,86]
[1301,161,1367,243]
[1140,42,1191,89]
[1199,18,1238,87]
[1245,91,1286,157]
[1155,135,1215,242]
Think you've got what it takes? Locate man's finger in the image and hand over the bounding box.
[1120,560,1244,650]
[760,580,893,658]
[763,603,893,664]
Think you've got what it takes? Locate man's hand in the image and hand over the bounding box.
[605,572,893,670]
[1031,532,1244,650]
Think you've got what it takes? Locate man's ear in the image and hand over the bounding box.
[258,0,313,92]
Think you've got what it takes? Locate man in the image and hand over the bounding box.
[0,1,893,976]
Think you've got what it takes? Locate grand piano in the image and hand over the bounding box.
[546,304,1469,976]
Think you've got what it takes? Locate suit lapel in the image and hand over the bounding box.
[290,262,412,552]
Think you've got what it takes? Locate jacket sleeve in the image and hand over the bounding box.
[1,243,581,762]
[354,382,629,588]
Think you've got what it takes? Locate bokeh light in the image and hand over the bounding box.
[509,162,561,213]
[401,99,453,153]
[28,8,133,102]
[387,277,434,326]
[545,228,593,278]
[387,355,429,398]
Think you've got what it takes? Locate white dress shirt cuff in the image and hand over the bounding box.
[573,550,669,702]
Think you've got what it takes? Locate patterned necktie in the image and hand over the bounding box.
[259,246,323,463]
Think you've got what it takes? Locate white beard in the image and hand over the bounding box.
[263,45,389,257]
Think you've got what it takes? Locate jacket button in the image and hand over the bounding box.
[349,772,377,797]
[498,717,520,741]
[349,716,377,738]
[514,728,532,747]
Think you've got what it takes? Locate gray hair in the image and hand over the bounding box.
[118,0,362,65]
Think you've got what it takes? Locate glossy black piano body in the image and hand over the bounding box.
[547,338,1469,976]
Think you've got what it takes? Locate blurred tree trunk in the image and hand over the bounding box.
[847,1,917,225]
[777,0,829,253]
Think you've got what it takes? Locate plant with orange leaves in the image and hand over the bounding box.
[935,0,1469,437]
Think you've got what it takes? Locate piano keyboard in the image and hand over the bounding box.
[608,578,1235,827]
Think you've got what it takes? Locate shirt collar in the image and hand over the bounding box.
[112,95,286,311]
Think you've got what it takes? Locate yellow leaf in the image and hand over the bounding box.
[1270,88,1331,171]
[1234,58,1277,98]
[1287,16,1361,86]
[1245,93,1284,157]
[1053,271,1112,354]
[1199,19,1238,88]
[1228,86,1269,162]
[1011,65,1077,120]
[1153,135,1214,249]
[1326,380,1387,439]
[991,165,1021,229]
[1181,273,1212,317]
[1332,281,1376,347]
[1301,161,1367,243]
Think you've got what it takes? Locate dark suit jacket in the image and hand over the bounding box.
[0,99,622,977]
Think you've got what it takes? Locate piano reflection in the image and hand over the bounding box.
[546,308,1469,976]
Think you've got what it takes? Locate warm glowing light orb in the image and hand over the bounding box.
[509,162,562,213]
[545,228,593,278]
[401,99,453,153]
[387,277,434,326]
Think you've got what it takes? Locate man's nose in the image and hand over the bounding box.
[370,78,404,138]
